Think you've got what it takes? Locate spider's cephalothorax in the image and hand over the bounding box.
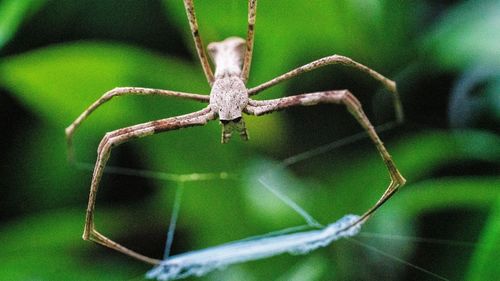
[208,37,249,143]
[66,0,406,265]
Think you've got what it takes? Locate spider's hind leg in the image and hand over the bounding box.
[247,90,406,219]
[83,107,215,264]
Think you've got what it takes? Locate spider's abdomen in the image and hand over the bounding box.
[210,76,248,121]
[208,37,246,79]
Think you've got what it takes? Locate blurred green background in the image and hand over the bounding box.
[0,0,499,280]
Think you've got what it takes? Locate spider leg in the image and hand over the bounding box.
[83,107,215,264]
[246,91,406,222]
[248,55,404,123]
[65,87,209,163]
[183,0,215,85]
[241,0,257,83]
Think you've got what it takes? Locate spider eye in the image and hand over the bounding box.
[232,117,242,123]
[220,119,230,125]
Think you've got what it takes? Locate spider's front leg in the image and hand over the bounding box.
[183,0,214,85]
[241,0,257,83]
[83,107,215,264]
[246,91,406,221]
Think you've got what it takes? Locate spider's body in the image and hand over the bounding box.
[208,37,249,143]
[66,0,406,265]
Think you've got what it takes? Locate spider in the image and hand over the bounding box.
[65,0,406,265]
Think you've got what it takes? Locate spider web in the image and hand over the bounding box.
[143,123,402,281]
[76,156,363,281]
[76,121,454,281]
[144,178,362,281]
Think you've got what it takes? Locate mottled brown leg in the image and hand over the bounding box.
[248,55,404,123]
[183,0,215,85]
[241,0,257,83]
[65,87,209,162]
[246,91,406,222]
[83,107,215,264]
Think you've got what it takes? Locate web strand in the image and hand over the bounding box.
[358,232,478,247]
[347,238,451,281]
[163,181,185,259]
[74,161,235,183]
[258,177,323,228]
[281,121,398,167]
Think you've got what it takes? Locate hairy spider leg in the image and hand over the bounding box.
[248,55,404,123]
[241,0,257,83]
[183,0,215,85]
[82,107,215,264]
[65,87,209,163]
[246,90,406,225]
[183,0,258,85]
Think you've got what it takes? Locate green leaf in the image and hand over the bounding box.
[0,209,149,281]
[297,130,500,223]
[0,42,207,129]
[466,194,500,281]
[0,42,217,210]
[424,0,500,69]
[369,177,499,281]
[382,177,499,218]
[0,0,46,50]
[275,255,329,281]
